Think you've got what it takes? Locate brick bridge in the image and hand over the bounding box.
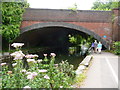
[19,8,120,49]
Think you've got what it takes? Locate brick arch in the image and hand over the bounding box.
[20,22,108,48]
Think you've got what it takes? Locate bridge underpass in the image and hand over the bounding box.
[16,25,106,54]
[16,26,90,47]
[17,22,109,49]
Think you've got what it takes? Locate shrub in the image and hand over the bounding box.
[1,43,76,88]
[113,41,120,55]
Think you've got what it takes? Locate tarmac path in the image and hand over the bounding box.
[80,52,119,89]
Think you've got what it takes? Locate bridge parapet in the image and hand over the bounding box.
[23,8,112,22]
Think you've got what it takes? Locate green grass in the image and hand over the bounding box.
[104,50,120,56]
[72,73,86,88]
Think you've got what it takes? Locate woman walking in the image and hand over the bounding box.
[94,40,98,53]
[97,42,102,54]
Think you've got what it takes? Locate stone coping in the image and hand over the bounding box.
[75,55,93,75]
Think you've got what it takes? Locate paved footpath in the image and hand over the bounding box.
[80,52,119,88]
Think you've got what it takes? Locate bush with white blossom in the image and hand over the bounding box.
[1,43,76,88]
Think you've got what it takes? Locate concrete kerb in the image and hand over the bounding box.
[75,55,93,76]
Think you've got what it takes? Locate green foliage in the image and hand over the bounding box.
[58,60,76,79]
[68,3,78,12]
[68,34,94,47]
[91,1,120,11]
[113,41,120,55]
[74,73,86,84]
[68,35,77,44]
[111,2,120,9]
[1,1,29,43]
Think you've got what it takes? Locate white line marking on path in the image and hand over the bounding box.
[105,57,118,85]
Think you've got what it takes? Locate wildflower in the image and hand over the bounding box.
[21,69,27,73]
[11,43,24,48]
[8,71,12,74]
[38,69,47,73]
[27,59,36,63]
[32,72,38,77]
[62,61,64,64]
[60,86,63,88]
[54,64,58,67]
[10,50,25,60]
[23,85,31,89]
[43,54,47,57]
[25,54,38,59]
[37,59,42,63]
[1,63,7,66]
[27,75,34,80]
[26,72,32,75]
[26,72,38,80]
[44,75,50,79]
[12,63,17,67]
[50,53,56,57]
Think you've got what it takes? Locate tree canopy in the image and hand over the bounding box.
[91,1,120,10]
[1,0,29,45]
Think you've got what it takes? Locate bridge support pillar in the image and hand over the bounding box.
[112,8,120,41]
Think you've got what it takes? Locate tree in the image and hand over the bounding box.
[1,0,29,48]
[91,1,120,10]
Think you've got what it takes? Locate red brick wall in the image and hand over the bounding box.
[20,21,112,40]
[20,21,44,28]
[67,22,112,39]
[20,8,115,42]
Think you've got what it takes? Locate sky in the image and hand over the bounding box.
[27,0,97,10]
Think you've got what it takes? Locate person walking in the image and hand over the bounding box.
[97,42,102,54]
[94,40,98,53]
[90,42,95,53]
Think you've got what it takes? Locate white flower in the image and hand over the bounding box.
[50,53,56,57]
[23,86,31,88]
[43,54,47,57]
[32,72,38,77]
[26,72,38,79]
[38,69,47,73]
[37,59,42,63]
[26,72,32,75]
[11,43,24,48]
[62,61,64,64]
[10,50,25,60]
[21,69,27,73]
[44,75,50,79]
[54,64,58,67]
[25,54,38,59]
[23,86,31,90]
[12,63,17,67]
[27,59,36,63]
[27,75,34,80]
[60,86,63,88]
[1,63,7,66]
[33,54,38,58]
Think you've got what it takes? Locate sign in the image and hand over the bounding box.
[103,35,107,38]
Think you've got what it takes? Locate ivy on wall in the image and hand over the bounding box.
[1,0,29,45]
